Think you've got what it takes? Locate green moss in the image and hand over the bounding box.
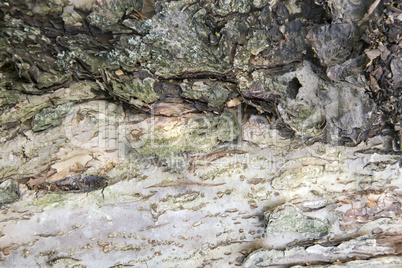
[266,205,328,237]
[32,102,73,132]
[129,112,239,171]
[278,103,326,137]
[0,81,98,127]
[32,190,105,209]
[0,179,19,204]
[105,154,143,182]
[0,167,18,184]
[32,193,78,209]
[56,37,108,74]
[87,0,142,32]
[135,112,238,161]
[0,38,8,50]
[246,30,270,56]
[231,29,270,70]
[0,99,50,126]
[242,248,302,268]
[110,77,158,104]
[0,90,19,107]
[36,72,70,89]
[181,82,229,108]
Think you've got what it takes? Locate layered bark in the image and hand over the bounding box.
[0,0,401,267]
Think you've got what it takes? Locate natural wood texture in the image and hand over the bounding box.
[0,0,401,267]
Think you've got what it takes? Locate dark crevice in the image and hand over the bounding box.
[162,71,238,83]
[286,77,302,99]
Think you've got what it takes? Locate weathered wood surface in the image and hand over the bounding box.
[0,0,401,267]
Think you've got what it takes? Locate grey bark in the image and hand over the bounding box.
[0,0,401,267]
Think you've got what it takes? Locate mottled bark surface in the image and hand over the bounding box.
[0,0,401,267]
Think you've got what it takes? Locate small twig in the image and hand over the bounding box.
[358,0,381,26]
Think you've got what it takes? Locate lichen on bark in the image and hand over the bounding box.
[0,0,401,267]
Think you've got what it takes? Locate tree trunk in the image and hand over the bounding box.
[0,0,401,267]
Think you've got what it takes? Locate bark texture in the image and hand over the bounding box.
[0,0,401,267]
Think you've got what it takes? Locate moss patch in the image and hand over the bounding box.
[135,112,238,160]
[266,205,328,237]
[32,102,73,132]
[110,77,158,104]
[181,82,229,108]
[0,179,19,204]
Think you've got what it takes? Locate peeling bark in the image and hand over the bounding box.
[0,0,401,267]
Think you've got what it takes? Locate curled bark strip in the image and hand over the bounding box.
[145,181,225,188]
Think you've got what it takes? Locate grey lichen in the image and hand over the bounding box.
[107,1,225,77]
[216,0,253,16]
[307,23,355,68]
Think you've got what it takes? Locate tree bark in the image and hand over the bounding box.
[0,0,401,267]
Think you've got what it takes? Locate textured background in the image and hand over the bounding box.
[0,0,401,267]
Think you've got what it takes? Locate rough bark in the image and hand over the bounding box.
[0,0,401,267]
